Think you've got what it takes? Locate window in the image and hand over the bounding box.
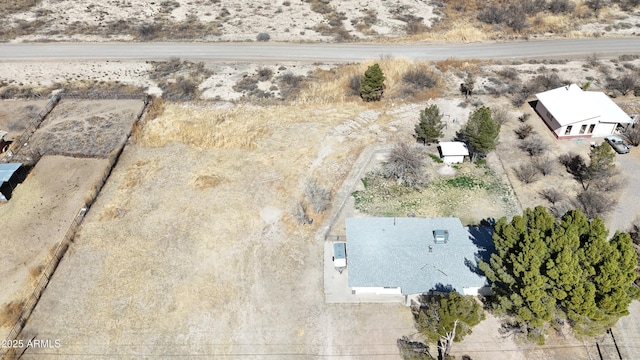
[588,124,595,134]
[579,125,587,134]
[564,125,573,135]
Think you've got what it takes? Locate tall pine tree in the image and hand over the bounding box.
[461,106,500,158]
[359,63,385,102]
[414,104,445,145]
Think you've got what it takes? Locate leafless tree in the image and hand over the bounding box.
[549,201,572,219]
[515,124,534,139]
[520,135,548,156]
[492,106,511,125]
[533,156,555,176]
[608,72,638,96]
[383,142,427,187]
[396,336,433,359]
[290,200,307,224]
[574,190,617,219]
[559,152,588,183]
[305,179,331,214]
[623,125,640,146]
[513,163,539,183]
[539,188,564,204]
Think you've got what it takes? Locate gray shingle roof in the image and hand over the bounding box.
[346,217,489,295]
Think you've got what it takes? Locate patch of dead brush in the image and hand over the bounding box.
[120,158,160,189]
[0,300,25,327]
[192,174,226,190]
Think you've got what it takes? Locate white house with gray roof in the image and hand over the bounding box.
[345,217,491,299]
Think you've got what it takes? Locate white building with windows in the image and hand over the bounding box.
[535,84,634,139]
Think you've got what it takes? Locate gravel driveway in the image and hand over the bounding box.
[606,148,640,235]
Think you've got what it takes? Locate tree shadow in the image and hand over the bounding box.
[465,221,495,276]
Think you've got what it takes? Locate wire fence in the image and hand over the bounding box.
[0,95,149,360]
[0,94,60,165]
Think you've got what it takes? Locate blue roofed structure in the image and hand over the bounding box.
[0,163,23,201]
[346,217,491,297]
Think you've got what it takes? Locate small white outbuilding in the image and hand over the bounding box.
[438,141,469,164]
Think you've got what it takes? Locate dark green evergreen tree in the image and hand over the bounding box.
[586,142,616,187]
[461,106,500,158]
[414,292,484,358]
[359,63,385,102]
[479,206,640,342]
[415,104,445,145]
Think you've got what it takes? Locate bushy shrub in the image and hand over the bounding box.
[256,32,271,41]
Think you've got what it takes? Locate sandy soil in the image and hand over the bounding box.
[0,155,109,337]
[3,0,440,43]
[16,101,419,358]
[2,0,640,43]
[0,99,48,138]
[0,99,141,340]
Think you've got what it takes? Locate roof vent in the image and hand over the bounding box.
[433,230,448,244]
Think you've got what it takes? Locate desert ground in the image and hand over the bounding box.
[1,1,640,359]
[0,54,639,359]
[2,0,640,43]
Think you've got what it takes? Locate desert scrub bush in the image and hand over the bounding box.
[256,32,271,41]
[533,156,555,176]
[233,76,259,92]
[347,73,362,97]
[138,23,161,40]
[520,135,548,156]
[383,142,427,187]
[539,187,564,204]
[257,67,274,81]
[497,67,520,81]
[623,125,640,146]
[548,0,576,14]
[607,72,638,96]
[513,163,539,183]
[277,72,305,100]
[150,58,213,100]
[575,189,617,219]
[0,85,37,99]
[0,0,38,15]
[402,68,439,97]
[515,124,534,139]
[290,200,307,224]
[305,179,331,214]
[491,106,511,125]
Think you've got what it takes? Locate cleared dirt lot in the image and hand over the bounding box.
[0,100,47,139]
[19,102,417,358]
[0,155,108,337]
[0,99,142,341]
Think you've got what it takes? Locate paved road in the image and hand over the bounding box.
[1,38,640,62]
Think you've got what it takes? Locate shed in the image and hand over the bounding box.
[438,142,469,164]
[535,84,634,139]
[0,163,23,201]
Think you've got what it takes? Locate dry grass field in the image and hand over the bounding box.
[17,99,423,358]
[0,99,142,342]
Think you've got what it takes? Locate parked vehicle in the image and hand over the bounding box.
[333,242,347,273]
[604,135,630,154]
